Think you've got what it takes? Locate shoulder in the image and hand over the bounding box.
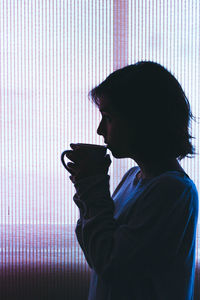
[150,171,199,209]
[155,171,197,192]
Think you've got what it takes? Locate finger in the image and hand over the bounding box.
[64,165,74,175]
[69,176,76,183]
[65,163,79,176]
[67,162,79,171]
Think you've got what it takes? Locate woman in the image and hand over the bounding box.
[65,61,199,299]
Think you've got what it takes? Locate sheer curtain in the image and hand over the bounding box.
[1,0,199,299]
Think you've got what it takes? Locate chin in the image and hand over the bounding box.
[109,148,128,159]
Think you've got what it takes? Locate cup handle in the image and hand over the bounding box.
[61,151,69,170]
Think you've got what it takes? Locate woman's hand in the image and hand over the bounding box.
[63,145,112,183]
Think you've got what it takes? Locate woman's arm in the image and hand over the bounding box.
[73,174,198,283]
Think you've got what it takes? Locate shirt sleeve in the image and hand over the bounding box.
[73,174,116,268]
[73,173,199,284]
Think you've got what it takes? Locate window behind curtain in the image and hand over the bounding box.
[0,0,199,299]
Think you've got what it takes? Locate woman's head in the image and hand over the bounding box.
[88,61,198,162]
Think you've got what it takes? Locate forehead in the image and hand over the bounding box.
[98,96,124,120]
[98,96,113,113]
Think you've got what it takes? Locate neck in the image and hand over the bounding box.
[135,158,184,179]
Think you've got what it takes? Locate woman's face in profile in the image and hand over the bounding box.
[96,97,137,159]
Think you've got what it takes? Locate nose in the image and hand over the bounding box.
[97,119,105,137]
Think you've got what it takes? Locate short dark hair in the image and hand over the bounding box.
[88,61,199,161]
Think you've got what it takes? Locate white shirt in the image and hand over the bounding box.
[73,166,199,300]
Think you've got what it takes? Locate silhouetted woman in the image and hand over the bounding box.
[65,61,199,300]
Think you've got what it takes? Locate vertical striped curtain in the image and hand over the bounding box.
[0,1,199,299]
